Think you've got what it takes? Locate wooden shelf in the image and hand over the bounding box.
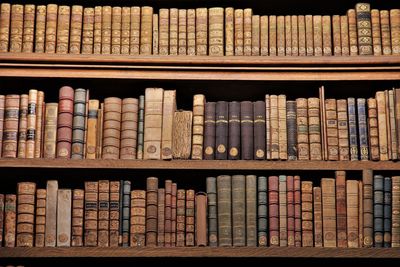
[0,53,399,81]
[0,159,399,170]
[0,247,399,258]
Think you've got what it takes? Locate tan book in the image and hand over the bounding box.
[296,98,309,160]
[269,15,277,56]
[285,15,292,56]
[278,95,287,160]
[93,6,102,54]
[337,99,349,161]
[347,9,358,55]
[265,95,271,159]
[111,7,122,54]
[161,90,176,160]
[191,94,205,160]
[313,186,323,247]
[121,7,131,55]
[178,10,186,55]
[358,181,363,247]
[159,9,169,55]
[146,177,158,247]
[252,15,260,56]
[56,6,70,54]
[291,15,298,56]
[98,180,110,247]
[120,98,139,159]
[34,91,44,158]
[84,181,98,246]
[130,190,146,247]
[45,180,58,247]
[35,189,46,247]
[140,6,153,55]
[130,7,140,55]
[235,9,244,56]
[391,9,400,55]
[57,189,71,247]
[152,14,159,55]
[71,189,84,247]
[313,15,322,56]
[347,180,359,248]
[16,182,36,247]
[187,9,196,55]
[371,9,382,55]
[332,15,341,56]
[209,7,224,56]
[260,15,269,56]
[144,88,164,160]
[22,4,35,53]
[82,8,94,54]
[9,4,23,53]
[392,176,400,247]
[298,15,306,56]
[69,5,83,54]
[340,15,350,56]
[321,178,337,247]
[169,8,178,55]
[225,7,234,56]
[270,95,279,159]
[0,3,11,52]
[389,90,398,160]
[2,94,20,158]
[305,15,314,56]
[172,111,193,159]
[26,89,38,158]
[380,10,391,55]
[277,16,285,56]
[319,87,327,160]
[96,104,103,158]
[43,103,58,158]
[243,9,252,56]
[325,99,339,160]
[109,181,120,247]
[322,15,332,56]
[336,171,347,248]
[101,6,112,54]
[34,5,46,53]
[301,181,313,247]
[376,91,389,160]
[308,97,322,160]
[367,98,379,160]
[196,8,207,56]
[102,97,122,160]
[17,94,28,158]
[355,3,373,55]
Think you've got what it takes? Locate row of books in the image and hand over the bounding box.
[0,3,399,56]
[0,171,399,248]
[1,86,400,161]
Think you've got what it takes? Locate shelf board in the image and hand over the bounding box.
[0,53,399,81]
[0,247,399,258]
[0,159,399,170]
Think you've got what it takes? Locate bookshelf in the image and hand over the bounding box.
[0,0,400,266]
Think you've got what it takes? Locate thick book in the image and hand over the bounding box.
[195,192,207,246]
[22,5,35,53]
[286,101,297,160]
[57,189,72,247]
[228,101,240,160]
[246,175,257,246]
[161,90,176,160]
[71,89,87,159]
[169,8,178,55]
[176,188,185,246]
[240,101,253,160]
[355,3,373,55]
[102,97,122,160]
[109,181,120,247]
[120,98,139,159]
[0,3,11,52]
[232,175,245,246]
[296,98,309,160]
[57,86,74,159]
[321,178,337,247]
[146,177,158,247]
[69,5,83,54]
[45,180,58,247]
[185,190,195,246]
[253,101,266,160]
[215,101,229,160]
[71,189,84,247]
[209,7,224,56]
[16,182,36,247]
[172,110,193,159]
[313,186,322,247]
[84,181,98,247]
[3,94,20,158]
[384,177,392,247]
[217,175,232,246]
[144,88,164,160]
[206,177,217,247]
[191,95,205,160]
[130,190,146,247]
[4,194,16,247]
[9,4,23,53]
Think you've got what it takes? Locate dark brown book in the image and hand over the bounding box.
[146,177,158,247]
[228,101,240,160]
[253,101,266,160]
[17,94,28,158]
[215,101,228,160]
[287,100,297,160]
[204,102,216,160]
[217,175,232,246]
[241,101,253,160]
[363,169,373,247]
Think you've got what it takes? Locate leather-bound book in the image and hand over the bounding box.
[285,15,292,56]
[254,101,266,160]
[69,5,83,54]
[217,175,232,246]
[291,15,298,56]
[121,7,130,55]
[363,169,373,247]
[178,9,187,55]
[84,181,98,247]
[384,177,392,247]
[308,98,322,160]
[45,180,58,247]
[120,98,139,159]
[332,15,341,56]
[71,189,84,247]
[371,10,382,55]
[287,176,295,246]
[347,9,358,55]
[43,103,58,158]
[298,15,306,56]
[34,91,44,158]
[86,100,99,159]
[389,90,398,160]
[269,176,279,246]
[374,175,384,247]
[172,110,193,159]
[347,180,359,248]
[169,8,178,55]
[265,95,271,159]
[246,175,257,246]
[0,194,4,246]
[0,3,11,52]
[187,9,196,55]
[347,98,358,160]
[153,14,159,53]
[277,16,285,56]
[16,182,36,247]
[111,7,122,54]
[170,184,175,246]
[57,86,74,159]
[109,181,120,247]
[204,102,216,160]
[321,178,337,247]
[301,181,313,247]
[313,186,322,247]
[278,95,287,160]
[278,175,287,246]
[140,6,153,55]
[137,95,145,159]
[102,97,122,160]
[186,189,195,246]
[206,177,217,247]
[337,99,349,161]
[225,7,234,56]
[9,4,23,53]
[228,101,240,160]
[355,3,373,55]
[336,171,347,247]
[157,188,165,246]
[98,180,110,247]
[195,192,207,246]
[161,90,176,160]
[129,6,140,55]
[305,15,313,56]
[232,175,245,246]
[22,4,35,53]
[101,6,112,54]
[325,99,338,160]
[164,180,172,247]
[240,101,253,160]
[191,94,206,160]
[17,94,28,158]
[56,6,70,54]
[82,7,94,54]
[385,91,392,160]
[322,15,332,56]
[243,9,252,56]
[57,189,71,247]
[392,176,400,247]
[294,176,302,247]
[130,190,146,247]
[215,101,228,160]
[0,95,5,156]
[376,91,389,160]
[71,89,87,159]
[380,10,391,55]
[96,104,103,158]
[122,181,131,247]
[390,9,400,55]
[144,88,164,160]
[319,87,327,160]
[257,176,267,246]
[340,15,350,56]
[93,6,102,54]
[196,8,208,56]
[260,15,269,56]
[359,181,364,247]
[357,98,369,160]
[209,7,224,56]
[4,194,16,247]
[159,9,169,55]
[146,177,158,246]
[2,95,20,158]
[235,9,244,56]
[34,5,46,53]
[287,100,297,160]
[296,98,309,160]
[35,189,46,247]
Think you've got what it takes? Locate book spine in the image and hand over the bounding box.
[240,101,253,160]
[71,189,84,247]
[102,97,122,160]
[33,5,46,53]
[2,95,20,158]
[254,101,266,160]
[305,15,314,56]
[35,189,46,247]
[120,98,139,159]
[44,4,57,53]
[363,169,373,247]
[144,88,163,160]
[326,98,338,160]
[4,194,16,247]
[257,176,267,246]
[187,9,196,55]
[176,189,185,246]
[43,103,58,158]
[215,101,228,160]
[359,181,364,247]
[157,188,165,246]
[332,15,341,56]
[287,176,295,246]
[296,98,309,160]
[357,98,369,160]
[308,97,322,160]
[26,90,38,157]
[130,190,146,247]
[376,91,389,160]
[22,4,35,53]
[246,175,257,246]
[0,3,11,52]
[17,94,28,158]
[232,175,245,246]
[146,177,158,247]
[228,101,240,160]
[336,171,347,248]
[371,9,382,55]
[161,90,176,160]
[380,10,392,55]
[206,177,217,247]
[392,176,400,247]
[34,91,44,158]
[122,180,131,247]
[252,15,260,56]
[136,95,145,159]
[340,15,350,55]
[44,180,58,247]
[82,8,94,54]
[269,15,277,56]
[71,89,87,159]
[16,182,36,247]
[195,192,207,246]
[192,94,206,160]
[243,9,252,56]
[225,7,234,56]
[9,4,23,53]
[172,111,193,159]
[270,95,279,159]
[69,5,83,54]
[159,9,169,55]
[178,9,187,55]
[196,8,208,56]
[129,7,140,55]
[98,180,110,247]
[384,177,392,247]
[260,15,269,56]
[121,7,131,55]
[374,175,384,247]
[164,180,172,247]
[278,95,287,160]
[169,8,178,55]
[109,181,120,247]
[313,186,322,247]
[277,16,285,56]
[322,178,337,247]
[235,9,244,56]
[285,15,292,56]
[287,101,297,160]
[56,6,70,54]
[269,176,279,246]
[153,14,158,55]
[298,15,306,56]
[390,9,400,55]
[101,6,111,54]
[96,103,103,158]
[56,189,71,247]
[84,181,98,247]
[355,3,373,55]
[0,194,5,246]
[294,176,302,247]
[217,175,232,246]
[111,7,122,54]
[347,180,359,247]
[208,7,224,56]
[185,190,195,246]
[279,175,288,246]
[348,9,358,55]
[140,6,153,55]
[93,6,102,54]
[291,15,298,56]
[57,86,74,159]
[265,95,271,159]
[337,99,349,161]
[347,98,359,161]
[322,15,332,56]
[85,100,99,159]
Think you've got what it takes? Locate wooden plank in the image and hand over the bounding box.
[0,247,399,258]
[0,159,400,170]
